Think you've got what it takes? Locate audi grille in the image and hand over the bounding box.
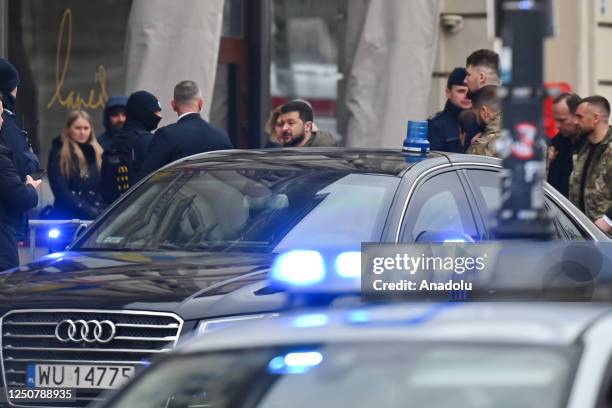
[0,309,183,407]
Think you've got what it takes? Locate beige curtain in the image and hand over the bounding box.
[124,0,224,125]
[344,0,440,147]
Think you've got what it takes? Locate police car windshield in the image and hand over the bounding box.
[76,169,399,252]
[109,342,577,408]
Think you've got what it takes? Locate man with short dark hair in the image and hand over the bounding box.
[275,100,339,147]
[464,50,501,144]
[137,80,232,178]
[464,49,501,93]
[466,85,502,157]
[547,92,582,198]
[569,95,612,234]
[427,67,472,153]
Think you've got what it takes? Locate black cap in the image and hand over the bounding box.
[0,58,20,95]
[127,91,161,115]
[126,90,162,131]
[447,67,467,89]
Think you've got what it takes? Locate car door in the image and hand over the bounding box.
[462,168,591,240]
[398,170,483,243]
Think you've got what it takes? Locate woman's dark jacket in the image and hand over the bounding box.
[47,137,106,220]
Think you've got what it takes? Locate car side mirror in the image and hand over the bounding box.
[414,230,475,243]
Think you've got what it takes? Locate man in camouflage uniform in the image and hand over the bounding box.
[466,85,502,158]
[569,95,612,235]
[464,49,501,143]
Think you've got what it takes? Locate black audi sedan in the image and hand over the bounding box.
[0,148,608,407]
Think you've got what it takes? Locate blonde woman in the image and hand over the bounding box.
[47,110,106,219]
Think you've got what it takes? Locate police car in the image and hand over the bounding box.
[0,139,608,406]
[95,251,612,408]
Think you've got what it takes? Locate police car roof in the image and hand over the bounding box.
[177,302,610,354]
[165,148,495,176]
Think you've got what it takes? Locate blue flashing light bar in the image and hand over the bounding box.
[335,251,361,278]
[271,250,326,286]
[268,351,323,375]
[292,313,329,328]
[346,309,370,324]
[48,228,61,239]
[271,250,363,293]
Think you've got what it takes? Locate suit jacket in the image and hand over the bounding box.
[137,113,232,179]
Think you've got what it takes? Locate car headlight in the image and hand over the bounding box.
[197,313,279,335]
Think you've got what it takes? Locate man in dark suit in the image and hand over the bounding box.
[137,80,233,180]
[547,92,582,198]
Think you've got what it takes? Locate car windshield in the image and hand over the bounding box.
[75,169,400,252]
[109,342,577,408]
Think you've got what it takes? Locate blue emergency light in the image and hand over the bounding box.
[335,251,361,278]
[271,250,326,286]
[402,120,430,154]
[48,228,61,239]
[268,351,323,375]
[271,250,361,292]
[292,313,329,328]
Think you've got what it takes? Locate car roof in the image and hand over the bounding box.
[176,302,611,354]
[164,148,469,176]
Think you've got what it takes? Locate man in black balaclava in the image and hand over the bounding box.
[100,90,161,203]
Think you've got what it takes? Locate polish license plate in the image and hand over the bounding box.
[27,364,135,389]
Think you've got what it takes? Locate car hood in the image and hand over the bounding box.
[0,250,274,313]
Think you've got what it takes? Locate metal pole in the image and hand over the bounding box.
[0,0,7,57]
[29,226,36,261]
[493,0,555,240]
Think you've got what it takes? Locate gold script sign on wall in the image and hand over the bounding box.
[46,8,109,111]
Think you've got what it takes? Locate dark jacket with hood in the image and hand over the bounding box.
[47,136,106,220]
[97,96,128,152]
[0,143,38,270]
[100,91,161,203]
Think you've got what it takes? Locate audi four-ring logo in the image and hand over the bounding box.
[54,319,117,344]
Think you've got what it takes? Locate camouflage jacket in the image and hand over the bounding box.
[569,127,612,223]
[304,130,340,147]
[466,114,502,158]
